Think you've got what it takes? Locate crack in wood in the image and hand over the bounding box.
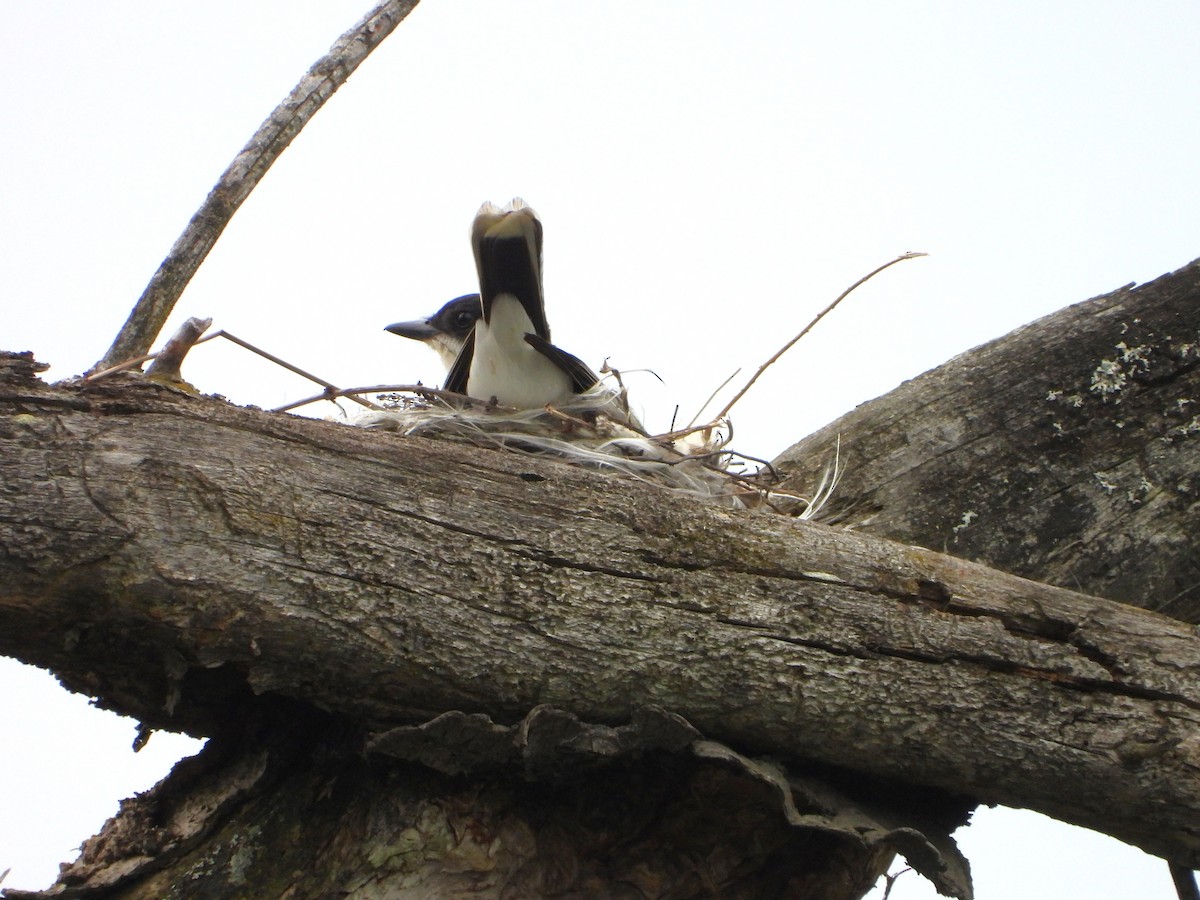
[518,550,665,583]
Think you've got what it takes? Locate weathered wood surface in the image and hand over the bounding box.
[776,258,1200,624]
[2,356,1197,872]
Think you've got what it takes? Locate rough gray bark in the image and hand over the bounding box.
[1,346,1198,898]
[775,258,1200,624]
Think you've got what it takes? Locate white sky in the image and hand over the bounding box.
[2,1,1197,896]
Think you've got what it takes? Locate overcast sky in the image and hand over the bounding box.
[3,2,1197,896]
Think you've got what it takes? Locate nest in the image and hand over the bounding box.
[354,382,839,517]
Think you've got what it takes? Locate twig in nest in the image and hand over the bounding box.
[596,362,655,437]
[687,368,741,429]
[354,383,843,518]
[540,405,600,432]
[715,251,928,421]
[721,448,780,484]
[274,384,478,413]
[90,0,421,374]
[653,418,731,456]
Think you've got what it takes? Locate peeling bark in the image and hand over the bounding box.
[4,704,969,900]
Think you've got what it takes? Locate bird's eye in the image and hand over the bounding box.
[455,312,476,328]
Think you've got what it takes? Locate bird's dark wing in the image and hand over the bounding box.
[443,329,475,395]
[524,333,599,394]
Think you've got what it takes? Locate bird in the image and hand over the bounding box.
[444,199,598,408]
[385,293,482,371]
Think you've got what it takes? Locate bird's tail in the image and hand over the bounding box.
[471,198,548,338]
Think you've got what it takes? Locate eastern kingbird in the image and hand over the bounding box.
[385,293,481,370]
[443,199,598,408]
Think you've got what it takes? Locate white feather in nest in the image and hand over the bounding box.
[351,382,841,518]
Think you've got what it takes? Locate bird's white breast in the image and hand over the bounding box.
[467,294,571,408]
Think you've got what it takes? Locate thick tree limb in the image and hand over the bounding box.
[775,257,1200,623]
[1,361,1197,872]
[92,0,420,374]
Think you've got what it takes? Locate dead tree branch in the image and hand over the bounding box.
[92,0,420,374]
[1,362,1197,871]
[774,256,1200,624]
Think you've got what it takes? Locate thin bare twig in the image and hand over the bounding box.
[272,383,474,413]
[91,0,421,374]
[715,252,927,421]
[687,368,741,429]
[84,351,165,381]
[540,406,596,431]
[722,448,780,483]
[87,329,381,412]
[211,331,380,410]
[351,385,467,403]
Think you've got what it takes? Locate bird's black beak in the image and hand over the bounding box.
[385,319,438,342]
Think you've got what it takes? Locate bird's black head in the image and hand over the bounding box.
[385,294,482,342]
[427,294,483,340]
